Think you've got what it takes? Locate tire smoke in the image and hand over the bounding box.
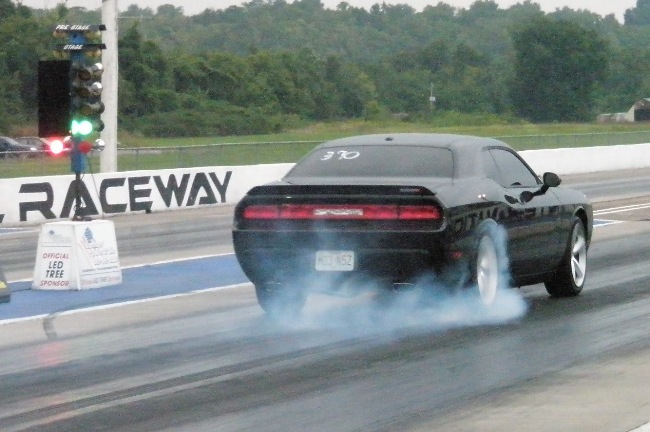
[269,224,528,336]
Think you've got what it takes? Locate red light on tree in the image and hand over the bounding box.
[48,139,65,156]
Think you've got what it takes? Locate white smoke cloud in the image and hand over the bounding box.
[261,224,528,338]
[272,284,528,338]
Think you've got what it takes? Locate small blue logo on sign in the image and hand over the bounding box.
[84,227,95,243]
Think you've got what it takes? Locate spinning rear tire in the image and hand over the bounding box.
[470,222,508,306]
[474,232,501,306]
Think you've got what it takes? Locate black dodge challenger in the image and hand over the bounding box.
[232,134,592,314]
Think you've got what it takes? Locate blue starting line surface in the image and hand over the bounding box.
[1,254,249,322]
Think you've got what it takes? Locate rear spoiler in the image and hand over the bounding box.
[246,184,436,196]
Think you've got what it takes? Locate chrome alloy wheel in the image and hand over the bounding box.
[476,235,499,306]
[570,222,587,288]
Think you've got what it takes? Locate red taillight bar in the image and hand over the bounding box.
[242,204,441,220]
[397,205,441,220]
[242,205,279,219]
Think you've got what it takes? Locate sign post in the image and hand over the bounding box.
[0,265,9,303]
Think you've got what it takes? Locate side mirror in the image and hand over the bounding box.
[542,172,561,188]
[519,172,562,204]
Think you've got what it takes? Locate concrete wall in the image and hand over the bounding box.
[0,163,294,226]
[2,143,649,226]
[520,143,650,175]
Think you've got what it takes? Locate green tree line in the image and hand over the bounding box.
[2,0,650,137]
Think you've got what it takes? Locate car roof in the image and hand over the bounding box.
[0,136,20,144]
[318,133,509,150]
[314,133,514,179]
[14,136,45,143]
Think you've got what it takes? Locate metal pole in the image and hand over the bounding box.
[100,0,118,173]
[73,170,85,220]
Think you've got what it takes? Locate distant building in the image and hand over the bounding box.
[597,98,650,123]
[597,112,628,123]
[626,98,650,122]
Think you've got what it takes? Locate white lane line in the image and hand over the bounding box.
[593,219,623,228]
[123,252,235,269]
[0,282,251,326]
[628,422,650,432]
[595,203,650,215]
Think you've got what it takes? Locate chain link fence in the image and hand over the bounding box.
[494,130,650,148]
[2,132,650,179]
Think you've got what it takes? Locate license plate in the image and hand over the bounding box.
[315,250,355,271]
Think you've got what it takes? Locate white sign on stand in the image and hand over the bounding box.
[32,220,122,290]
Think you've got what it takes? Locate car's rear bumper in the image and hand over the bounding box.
[232,230,456,288]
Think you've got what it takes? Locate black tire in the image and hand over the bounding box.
[255,282,306,317]
[471,223,508,306]
[545,217,587,297]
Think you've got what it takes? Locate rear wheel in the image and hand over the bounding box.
[467,222,510,306]
[545,217,587,297]
[474,233,501,306]
[255,282,306,317]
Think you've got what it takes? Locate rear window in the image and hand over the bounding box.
[286,145,454,178]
